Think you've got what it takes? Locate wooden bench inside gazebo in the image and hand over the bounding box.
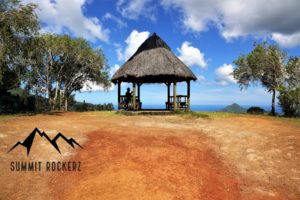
[111,33,197,111]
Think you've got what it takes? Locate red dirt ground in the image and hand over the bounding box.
[49,130,240,200]
[0,112,299,200]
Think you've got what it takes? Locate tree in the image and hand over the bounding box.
[28,34,110,111]
[278,57,300,117]
[58,37,110,111]
[0,0,39,83]
[285,56,300,88]
[0,0,39,113]
[278,87,300,117]
[247,106,265,115]
[233,43,286,116]
[26,34,65,109]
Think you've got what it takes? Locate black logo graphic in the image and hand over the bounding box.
[8,128,82,156]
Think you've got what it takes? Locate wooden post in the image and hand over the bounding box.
[118,81,121,110]
[173,81,177,110]
[187,80,190,112]
[137,83,140,110]
[132,82,136,111]
[167,83,170,110]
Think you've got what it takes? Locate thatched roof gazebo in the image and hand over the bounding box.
[111,33,197,111]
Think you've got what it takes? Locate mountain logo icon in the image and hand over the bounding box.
[8,128,82,156]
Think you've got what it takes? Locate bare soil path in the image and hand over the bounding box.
[49,129,240,200]
[0,112,299,200]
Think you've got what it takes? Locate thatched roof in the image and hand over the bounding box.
[111,33,197,83]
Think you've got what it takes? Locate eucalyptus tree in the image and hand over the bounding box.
[59,37,111,110]
[233,43,286,116]
[30,34,110,110]
[0,0,39,90]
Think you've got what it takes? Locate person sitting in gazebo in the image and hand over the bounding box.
[125,87,132,109]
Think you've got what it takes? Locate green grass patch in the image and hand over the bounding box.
[0,115,17,120]
[114,110,134,116]
[175,110,243,119]
[115,110,242,119]
[0,113,35,120]
[174,110,208,119]
[84,111,118,117]
[195,111,242,119]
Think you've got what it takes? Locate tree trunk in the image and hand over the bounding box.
[35,90,38,113]
[53,81,59,107]
[64,98,68,112]
[47,82,53,110]
[271,89,276,116]
[46,61,53,110]
[59,90,62,111]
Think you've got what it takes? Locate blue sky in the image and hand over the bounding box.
[23,0,300,107]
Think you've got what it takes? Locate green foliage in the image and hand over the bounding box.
[0,88,49,113]
[277,56,300,117]
[234,43,286,91]
[278,87,300,117]
[285,57,300,88]
[28,34,111,110]
[0,0,39,113]
[247,107,265,115]
[0,0,39,83]
[0,66,19,93]
[0,1,111,114]
[70,101,114,112]
[233,43,286,116]
[58,36,111,95]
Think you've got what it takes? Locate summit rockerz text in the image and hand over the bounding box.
[10,161,81,172]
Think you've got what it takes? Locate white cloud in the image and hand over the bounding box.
[81,81,114,92]
[162,0,217,32]
[116,0,156,21]
[116,49,124,61]
[80,64,120,92]
[196,75,206,83]
[271,32,300,48]
[109,64,120,78]
[102,12,127,29]
[215,64,236,86]
[177,41,207,68]
[23,0,109,42]
[161,0,300,47]
[117,30,150,61]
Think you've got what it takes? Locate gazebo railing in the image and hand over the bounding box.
[166,95,188,110]
[118,95,142,110]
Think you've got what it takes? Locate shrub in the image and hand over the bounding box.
[278,87,300,117]
[70,102,114,112]
[247,107,265,115]
[0,89,50,114]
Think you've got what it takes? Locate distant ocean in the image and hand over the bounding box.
[113,104,283,113]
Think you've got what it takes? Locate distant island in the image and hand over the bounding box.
[220,103,247,113]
